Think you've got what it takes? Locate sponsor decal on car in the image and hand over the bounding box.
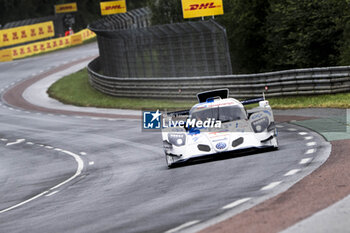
[215,142,227,150]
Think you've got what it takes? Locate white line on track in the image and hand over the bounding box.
[261,181,282,191]
[222,198,251,210]
[0,138,8,142]
[26,142,34,145]
[288,128,297,131]
[45,190,59,197]
[284,169,301,176]
[80,152,87,155]
[89,161,95,166]
[49,150,84,190]
[305,148,316,154]
[304,136,313,140]
[165,220,200,233]
[0,149,84,214]
[306,142,317,147]
[300,158,312,165]
[275,125,284,128]
[0,191,49,214]
[45,146,53,149]
[6,139,25,146]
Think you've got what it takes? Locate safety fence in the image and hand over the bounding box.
[88,57,350,99]
[0,29,95,62]
[89,8,232,78]
[89,7,151,31]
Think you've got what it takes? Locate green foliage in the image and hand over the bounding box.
[265,0,350,71]
[0,0,53,26]
[147,0,350,73]
[147,0,184,25]
[216,0,270,73]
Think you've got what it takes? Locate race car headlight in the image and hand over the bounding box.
[168,133,186,146]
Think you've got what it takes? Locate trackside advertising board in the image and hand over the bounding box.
[182,0,224,19]
[0,21,55,48]
[0,49,12,62]
[55,2,78,14]
[100,0,127,16]
[0,29,95,62]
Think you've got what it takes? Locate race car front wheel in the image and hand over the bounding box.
[165,154,175,168]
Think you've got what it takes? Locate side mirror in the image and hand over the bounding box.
[259,100,269,108]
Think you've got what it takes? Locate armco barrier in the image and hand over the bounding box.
[88,57,350,99]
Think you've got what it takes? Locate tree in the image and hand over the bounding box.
[264,0,349,71]
[147,0,184,25]
[216,0,270,73]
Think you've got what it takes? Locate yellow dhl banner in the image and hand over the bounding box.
[0,21,55,48]
[3,29,95,61]
[55,2,78,14]
[11,37,71,60]
[70,34,83,46]
[100,0,127,16]
[182,0,224,19]
[0,49,12,62]
[76,29,96,41]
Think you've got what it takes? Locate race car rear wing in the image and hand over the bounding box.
[197,89,229,103]
[240,97,264,105]
[166,109,189,117]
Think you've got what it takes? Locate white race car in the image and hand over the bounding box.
[162,89,278,168]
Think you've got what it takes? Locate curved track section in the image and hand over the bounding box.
[0,43,330,233]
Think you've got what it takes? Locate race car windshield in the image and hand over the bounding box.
[191,106,246,123]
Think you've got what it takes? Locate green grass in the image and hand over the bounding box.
[47,69,196,110]
[268,93,350,109]
[48,68,350,110]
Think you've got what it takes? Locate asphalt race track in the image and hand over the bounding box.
[0,44,331,233]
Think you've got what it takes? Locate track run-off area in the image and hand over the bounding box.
[0,43,342,233]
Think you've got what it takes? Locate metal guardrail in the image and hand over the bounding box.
[88,57,350,100]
